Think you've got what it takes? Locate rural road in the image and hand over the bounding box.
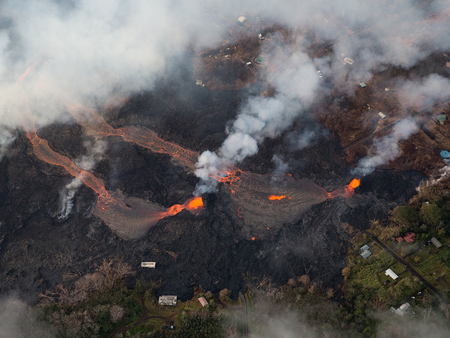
[364,230,448,305]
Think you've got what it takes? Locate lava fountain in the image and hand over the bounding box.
[327,178,361,199]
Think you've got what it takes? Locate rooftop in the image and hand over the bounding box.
[394,302,410,316]
[361,244,369,251]
[238,16,247,23]
[159,295,178,306]
[141,262,156,268]
[431,237,442,248]
[403,232,416,243]
[361,250,372,259]
[385,268,398,280]
[198,297,208,307]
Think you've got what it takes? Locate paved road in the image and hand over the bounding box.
[364,230,448,305]
[239,292,249,338]
[108,298,168,338]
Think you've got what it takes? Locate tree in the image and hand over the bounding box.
[420,203,442,227]
[109,305,124,323]
[390,205,418,228]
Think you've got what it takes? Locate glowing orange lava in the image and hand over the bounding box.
[36,80,200,169]
[327,178,361,199]
[268,195,287,200]
[162,197,204,217]
[348,178,361,192]
[187,196,204,210]
[16,61,204,239]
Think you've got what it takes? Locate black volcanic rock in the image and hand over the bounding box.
[0,68,426,304]
[0,124,425,305]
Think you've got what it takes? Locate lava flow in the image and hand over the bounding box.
[37,81,200,169]
[215,171,362,239]
[16,63,204,240]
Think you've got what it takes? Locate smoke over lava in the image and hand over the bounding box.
[16,63,204,240]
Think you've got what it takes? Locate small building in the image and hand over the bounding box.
[238,16,247,24]
[344,57,354,65]
[158,295,177,306]
[360,82,366,88]
[396,237,404,242]
[361,244,369,252]
[141,262,156,268]
[198,297,208,307]
[385,268,398,280]
[378,112,386,119]
[394,302,410,316]
[436,114,446,125]
[246,61,253,68]
[431,237,442,248]
[258,33,265,40]
[404,232,416,243]
[361,250,372,259]
[440,150,450,160]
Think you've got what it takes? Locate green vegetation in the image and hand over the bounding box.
[420,203,443,227]
[40,279,143,338]
[391,205,419,227]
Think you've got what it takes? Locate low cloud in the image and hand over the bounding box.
[0,295,54,338]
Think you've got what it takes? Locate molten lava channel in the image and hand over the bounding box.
[17,60,360,241]
[37,81,200,170]
[16,62,204,240]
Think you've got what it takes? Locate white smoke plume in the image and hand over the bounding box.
[270,154,289,185]
[396,74,450,109]
[195,49,320,193]
[352,119,419,177]
[285,124,329,151]
[56,138,108,219]
[0,0,447,180]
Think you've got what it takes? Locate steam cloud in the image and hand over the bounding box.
[352,119,419,177]
[195,48,320,193]
[56,138,108,219]
[397,74,450,108]
[0,0,446,158]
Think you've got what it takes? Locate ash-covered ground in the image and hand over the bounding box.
[0,65,425,303]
